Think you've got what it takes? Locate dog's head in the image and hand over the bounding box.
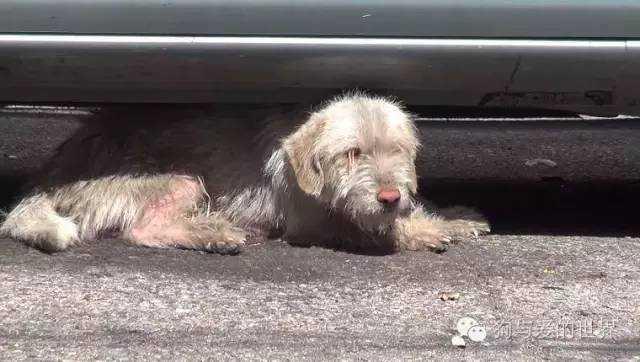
[283,94,420,232]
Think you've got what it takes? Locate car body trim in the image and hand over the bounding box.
[1,34,638,115]
[0,34,626,48]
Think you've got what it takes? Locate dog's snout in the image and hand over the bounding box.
[377,188,401,205]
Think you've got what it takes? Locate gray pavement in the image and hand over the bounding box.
[1,234,639,360]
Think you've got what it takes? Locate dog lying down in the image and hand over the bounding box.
[1,94,490,254]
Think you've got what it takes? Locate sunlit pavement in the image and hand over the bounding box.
[1,233,639,360]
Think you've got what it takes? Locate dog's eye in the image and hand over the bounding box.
[346,147,361,165]
[346,147,361,159]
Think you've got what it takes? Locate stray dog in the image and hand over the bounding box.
[1,94,489,254]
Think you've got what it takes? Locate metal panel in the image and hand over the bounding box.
[0,1,639,38]
[0,35,635,115]
[617,41,640,113]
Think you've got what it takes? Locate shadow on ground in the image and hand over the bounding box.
[422,180,640,238]
[4,174,640,239]
[4,175,640,238]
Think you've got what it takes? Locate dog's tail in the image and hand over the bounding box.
[0,193,80,252]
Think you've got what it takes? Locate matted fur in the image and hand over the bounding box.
[1,93,490,254]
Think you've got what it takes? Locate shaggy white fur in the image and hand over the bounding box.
[1,94,489,254]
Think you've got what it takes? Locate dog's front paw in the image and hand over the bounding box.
[397,228,452,253]
[438,206,491,241]
[445,219,491,241]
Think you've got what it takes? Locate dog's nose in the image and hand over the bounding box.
[377,188,401,205]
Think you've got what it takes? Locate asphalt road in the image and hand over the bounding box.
[1,235,639,360]
[1,105,640,360]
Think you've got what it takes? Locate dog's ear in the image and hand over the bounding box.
[283,116,325,196]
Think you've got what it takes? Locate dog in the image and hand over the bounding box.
[1,93,489,254]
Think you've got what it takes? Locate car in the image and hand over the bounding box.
[1,0,639,116]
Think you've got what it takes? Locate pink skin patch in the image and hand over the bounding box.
[129,177,202,247]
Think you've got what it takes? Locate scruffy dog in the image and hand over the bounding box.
[1,94,489,254]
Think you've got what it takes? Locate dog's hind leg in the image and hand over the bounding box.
[123,175,246,254]
[2,174,245,254]
[1,193,80,252]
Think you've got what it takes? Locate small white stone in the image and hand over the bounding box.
[451,334,466,347]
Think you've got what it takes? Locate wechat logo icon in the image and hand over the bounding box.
[452,317,487,347]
